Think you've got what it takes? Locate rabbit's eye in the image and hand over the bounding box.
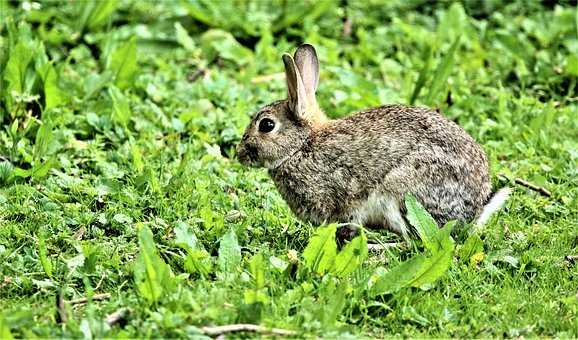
[258,118,275,133]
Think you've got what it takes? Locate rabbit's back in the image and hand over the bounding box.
[270,104,491,230]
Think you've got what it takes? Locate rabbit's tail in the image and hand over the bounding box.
[475,187,512,226]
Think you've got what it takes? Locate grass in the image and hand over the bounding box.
[1,0,577,337]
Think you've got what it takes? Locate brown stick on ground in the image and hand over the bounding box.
[201,324,296,337]
[68,293,111,305]
[498,174,552,197]
[105,308,131,327]
[57,292,68,324]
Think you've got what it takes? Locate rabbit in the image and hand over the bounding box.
[236,44,510,238]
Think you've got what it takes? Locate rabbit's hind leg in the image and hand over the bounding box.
[352,192,409,238]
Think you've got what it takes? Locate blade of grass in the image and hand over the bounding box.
[409,47,432,105]
[424,37,460,106]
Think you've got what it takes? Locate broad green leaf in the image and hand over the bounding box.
[0,315,13,340]
[424,37,460,106]
[134,224,173,304]
[108,86,131,127]
[269,256,288,272]
[130,143,144,173]
[303,224,337,274]
[437,3,468,43]
[408,247,453,289]
[332,231,368,278]
[405,193,439,252]
[319,279,348,327]
[3,42,34,94]
[31,158,57,180]
[173,221,198,251]
[272,0,332,33]
[217,229,241,278]
[109,38,137,89]
[37,234,53,278]
[565,54,578,76]
[175,22,196,52]
[249,253,265,290]
[33,120,53,159]
[243,290,268,305]
[184,249,213,277]
[12,167,33,179]
[86,0,118,30]
[83,71,113,100]
[435,220,456,252]
[200,29,253,66]
[37,62,65,109]
[13,158,56,180]
[3,41,37,111]
[369,255,427,296]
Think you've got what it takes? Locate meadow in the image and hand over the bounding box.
[0,0,577,337]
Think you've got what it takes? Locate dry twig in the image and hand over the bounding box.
[68,293,111,305]
[498,174,551,197]
[105,308,131,327]
[57,292,68,324]
[187,68,207,82]
[201,324,296,337]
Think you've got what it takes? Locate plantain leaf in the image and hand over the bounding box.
[33,120,53,160]
[87,0,118,30]
[332,231,368,278]
[217,229,242,279]
[200,29,253,66]
[369,255,426,296]
[37,62,65,109]
[108,85,131,127]
[109,38,137,89]
[405,193,439,253]
[249,253,265,290]
[408,247,453,289]
[133,224,174,305]
[175,23,196,52]
[303,224,337,275]
[0,315,13,340]
[174,221,198,251]
[31,158,57,180]
[37,233,53,278]
[184,249,213,277]
[3,42,34,95]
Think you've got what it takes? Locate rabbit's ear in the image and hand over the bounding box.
[294,44,319,96]
[282,53,307,118]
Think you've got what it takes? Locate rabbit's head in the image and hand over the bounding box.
[237,44,327,169]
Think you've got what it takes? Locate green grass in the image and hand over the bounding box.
[1,0,578,337]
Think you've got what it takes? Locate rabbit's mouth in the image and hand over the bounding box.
[236,143,259,166]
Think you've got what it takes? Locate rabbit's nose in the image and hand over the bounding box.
[236,142,253,165]
[237,142,258,165]
[236,144,247,162]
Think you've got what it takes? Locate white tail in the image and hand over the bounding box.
[475,187,512,226]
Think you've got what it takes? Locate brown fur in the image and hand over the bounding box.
[237,45,492,233]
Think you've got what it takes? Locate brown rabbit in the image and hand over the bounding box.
[237,44,510,238]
